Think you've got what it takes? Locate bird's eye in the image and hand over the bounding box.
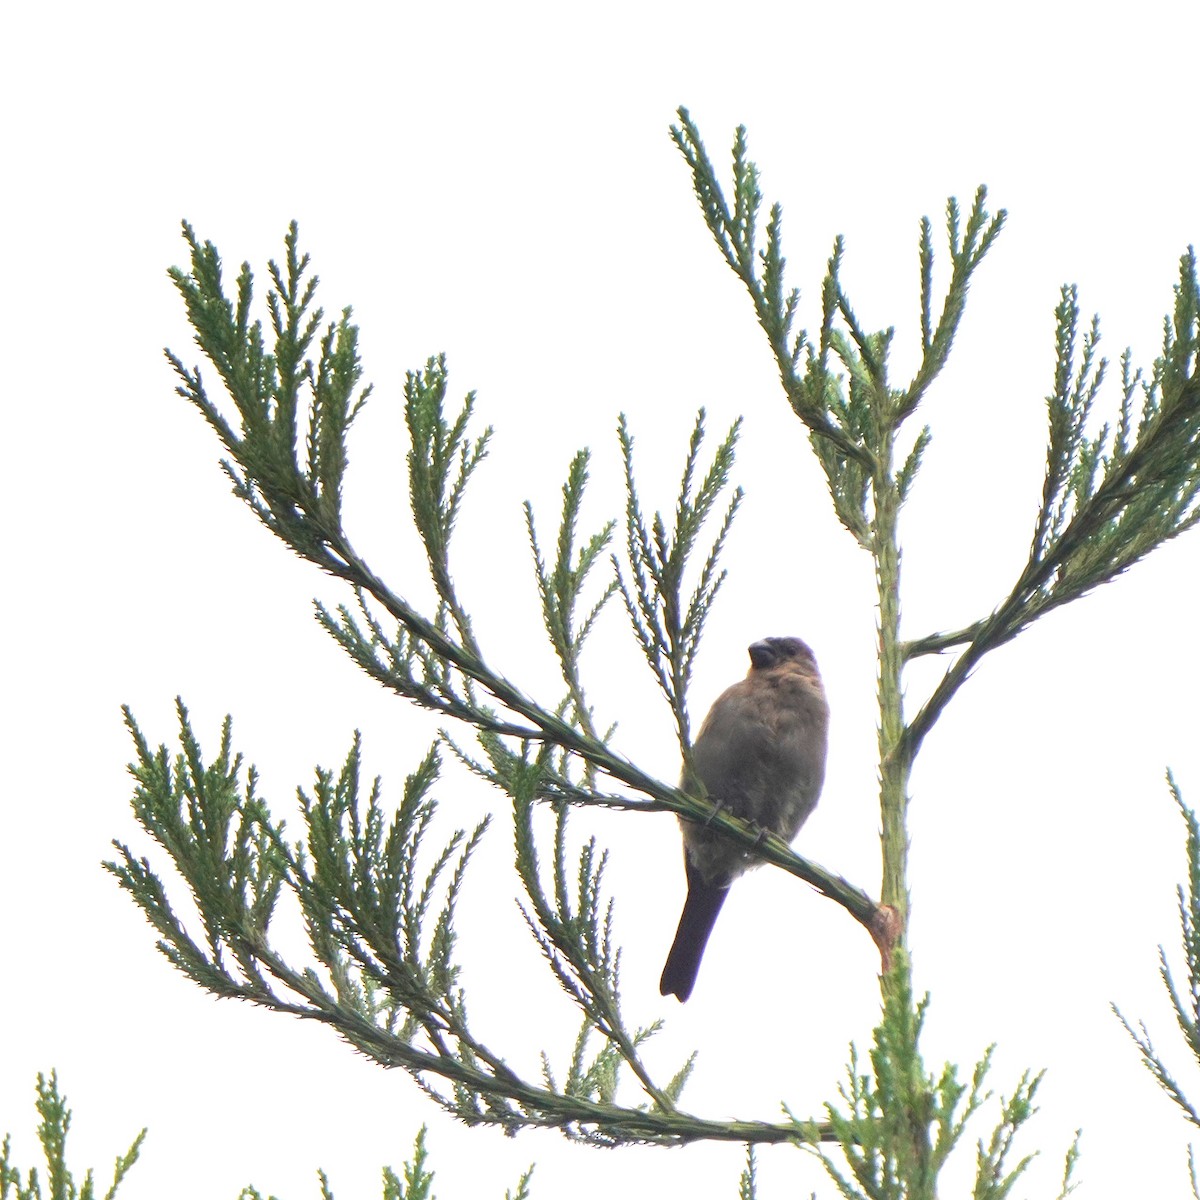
[773,637,812,662]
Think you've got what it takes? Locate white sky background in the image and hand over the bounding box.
[3,2,1199,1196]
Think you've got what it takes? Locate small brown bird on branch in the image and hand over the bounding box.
[659,636,829,1002]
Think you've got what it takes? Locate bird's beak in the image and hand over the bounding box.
[748,640,775,669]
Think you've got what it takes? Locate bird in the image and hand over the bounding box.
[659,636,829,1002]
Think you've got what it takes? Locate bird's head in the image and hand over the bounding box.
[747,636,816,671]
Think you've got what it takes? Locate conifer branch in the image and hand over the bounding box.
[512,781,676,1117]
[1115,774,1200,1140]
[675,114,1000,940]
[140,146,1200,1181]
[164,219,881,946]
[670,109,873,475]
[674,114,1189,1191]
[614,408,742,756]
[812,955,1080,1200]
[672,112,1005,555]
[900,189,1006,421]
[405,355,492,655]
[738,1145,758,1200]
[903,253,1200,758]
[0,1073,145,1200]
[524,448,617,758]
[108,704,844,1148]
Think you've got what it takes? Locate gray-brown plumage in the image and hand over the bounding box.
[659,636,829,1002]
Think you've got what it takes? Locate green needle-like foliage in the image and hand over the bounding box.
[902,253,1200,757]
[615,408,742,755]
[235,1125,535,1199]
[161,217,874,939]
[670,109,1196,1189]
[525,448,618,753]
[1116,776,1200,1191]
[110,106,1200,1193]
[1032,266,1200,600]
[672,108,1200,924]
[671,109,1005,551]
[167,221,370,551]
[813,956,1079,1200]
[109,702,831,1147]
[0,1073,144,1200]
[0,1081,534,1200]
[406,356,493,650]
[108,700,282,997]
[513,780,677,1134]
[737,1145,757,1200]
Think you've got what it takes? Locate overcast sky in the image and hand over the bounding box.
[3,3,1199,1197]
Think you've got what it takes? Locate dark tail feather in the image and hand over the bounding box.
[659,863,730,1002]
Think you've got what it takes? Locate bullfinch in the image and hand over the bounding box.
[659,636,829,1001]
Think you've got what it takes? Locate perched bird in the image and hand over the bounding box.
[659,636,829,1002]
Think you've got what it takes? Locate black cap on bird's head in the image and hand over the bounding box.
[747,636,816,671]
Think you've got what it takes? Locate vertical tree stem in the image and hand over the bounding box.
[873,437,911,959]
